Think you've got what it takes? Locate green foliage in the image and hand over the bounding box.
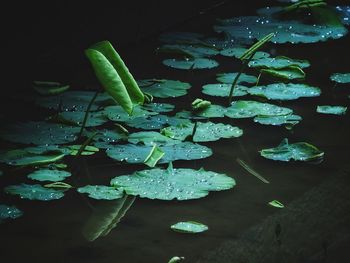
[77,185,124,200]
[138,79,191,98]
[27,169,71,182]
[0,205,23,223]
[5,184,65,201]
[143,144,165,167]
[170,221,209,233]
[163,58,219,69]
[316,105,347,115]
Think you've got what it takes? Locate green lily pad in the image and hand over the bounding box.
[77,185,124,200]
[202,84,248,97]
[27,169,71,182]
[141,103,175,113]
[261,65,306,81]
[110,165,235,200]
[104,105,158,122]
[268,200,285,208]
[57,111,107,127]
[168,256,185,263]
[36,91,112,111]
[66,145,99,156]
[0,148,65,166]
[170,221,208,233]
[254,114,302,128]
[158,44,219,58]
[162,122,243,142]
[163,58,219,70]
[128,131,180,146]
[195,104,228,118]
[125,115,190,130]
[330,73,350,83]
[138,79,191,98]
[0,205,23,222]
[86,129,127,144]
[226,100,293,118]
[249,56,310,69]
[248,83,321,100]
[220,47,270,59]
[5,184,65,201]
[260,138,324,162]
[0,122,79,145]
[106,142,212,164]
[144,144,165,167]
[316,105,347,115]
[216,73,258,84]
[33,81,70,95]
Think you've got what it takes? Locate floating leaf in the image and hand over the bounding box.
[268,200,285,208]
[220,47,270,59]
[44,182,73,189]
[260,138,324,162]
[158,44,219,58]
[0,122,79,145]
[87,129,127,144]
[36,91,112,111]
[141,103,175,113]
[143,144,165,167]
[254,114,302,128]
[316,105,347,115]
[162,122,243,142]
[260,65,306,81]
[110,166,235,200]
[77,185,124,200]
[104,105,157,122]
[192,99,211,111]
[138,79,191,98]
[163,58,219,70]
[128,131,180,146]
[170,221,208,233]
[168,256,185,263]
[57,111,107,127]
[194,104,228,118]
[248,83,320,100]
[249,56,310,69]
[225,100,293,119]
[125,115,190,130]
[66,145,99,156]
[106,142,212,164]
[0,148,65,166]
[27,169,71,182]
[5,184,65,201]
[0,205,23,223]
[216,73,257,84]
[330,73,350,84]
[33,81,70,95]
[85,41,144,114]
[202,84,248,97]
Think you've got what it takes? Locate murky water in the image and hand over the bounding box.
[1,1,350,263]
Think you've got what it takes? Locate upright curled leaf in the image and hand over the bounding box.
[85,41,144,114]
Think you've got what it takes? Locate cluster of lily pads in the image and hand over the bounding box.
[0,1,349,246]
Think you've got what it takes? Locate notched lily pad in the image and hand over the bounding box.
[5,184,65,201]
[104,105,158,122]
[77,185,124,200]
[170,221,208,233]
[260,138,324,162]
[138,79,191,98]
[27,169,71,182]
[163,58,219,70]
[110,166,235,200]
[316,105,347,115]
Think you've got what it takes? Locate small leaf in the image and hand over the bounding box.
[191,99,211,111]
[0,205,23,223]
[77,185,124,200]
[268,200,285,208]
[170,221,208,233]
[143,144,165,167]
[330,73,350,84]
[163,58,219,70]
[27,169,71,182]
[5,184,65,201]
[260,65,306,81]
[168,256,185,263]
[317,105,347,115]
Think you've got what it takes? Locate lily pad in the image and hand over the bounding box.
[220,47,270,59]
[216,73,258,84]
[163,58,219,70]
[202,84,248,97]
[125,115,190,130]
[268,200,285,208]
[104,105,158,122]
[248,83,321,100]
[254,114,302,128]
[260,138,324,162]
[5,184,65,201]
[249,56,310,69]
[128,131,180,146]
[110,166,235,200]
[77,185,124,200]
[158,44,219,58]
[162,122,243,142]
[141,103,175,113]
[194,104,228,118]
[57,111,107,127]
[316,105,347,115]
[36,91,112,111]
[0,205,23,222]
[0,122,79,145]
[226,100,293,118]
[260,66,306,81]
[106,142,212,164]
[170,221,208,233]
[330,73,350,84]
[138,79,191,98]
[27,169,71,182]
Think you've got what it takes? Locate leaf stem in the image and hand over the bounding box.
[78,91,99,138]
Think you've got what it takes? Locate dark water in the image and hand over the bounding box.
[1,1,350,263]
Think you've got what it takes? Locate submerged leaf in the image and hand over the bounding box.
[138,79,191,98]
[110,167,235,200]
[260,138,324,162]
[163,58,219,70]
[27,169,71,182]
[5,184,65,201]
[316,105,347,115]
[170,221,208,233]
[77,185,124,200]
